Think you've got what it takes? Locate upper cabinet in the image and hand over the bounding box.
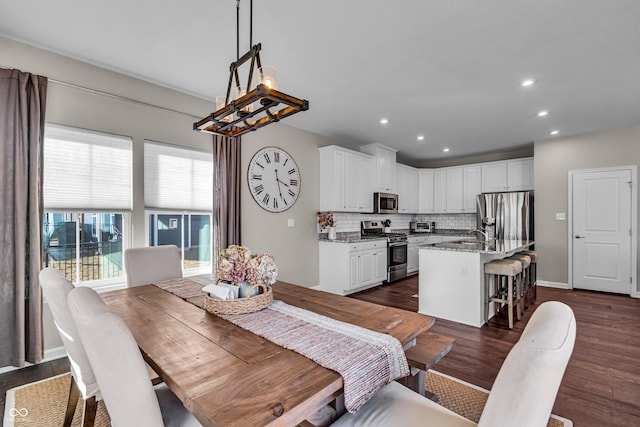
[321,146,531,214]
[462,165,481,212]
[417,169,435,213]
[359,144,397,193]
[481,158,534,193]
[419,165,480,214]
[396,164,418,213]
[319,145,374,212]
[506,158,534,191]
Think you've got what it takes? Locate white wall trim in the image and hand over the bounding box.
[568,165,637,295]
[43,346,67,362]
[538,280,570,290]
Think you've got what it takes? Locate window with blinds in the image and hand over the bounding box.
[43,124,132,285]
[144,141,213,272]
[144,140,213,212]
[44,124,132,211]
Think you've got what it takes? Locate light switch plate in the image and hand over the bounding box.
[287,218,295,227]
[556,212,566,221]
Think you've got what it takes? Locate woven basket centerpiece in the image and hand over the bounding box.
[212,245,277,315]
[204,282,273,315]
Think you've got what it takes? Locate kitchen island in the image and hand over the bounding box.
[418,239,534,327]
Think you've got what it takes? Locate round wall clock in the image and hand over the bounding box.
[248,146,301,212]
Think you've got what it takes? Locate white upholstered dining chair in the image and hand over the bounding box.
[67,286,201,427]
[124,245,182,287]
[332,301,576,427]
[40,267,101,427]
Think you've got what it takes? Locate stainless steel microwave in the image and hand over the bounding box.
[373,192,398,214]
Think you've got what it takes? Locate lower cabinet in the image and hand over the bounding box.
[407,235,443,273]
[319,240,387,295]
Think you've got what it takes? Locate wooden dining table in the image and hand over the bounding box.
[101,280,436,427]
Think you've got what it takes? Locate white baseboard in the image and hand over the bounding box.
[43,346,67,362]
[0,346,67,375]
[538,280,570,290]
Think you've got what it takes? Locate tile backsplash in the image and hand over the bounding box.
[329,212,477,233]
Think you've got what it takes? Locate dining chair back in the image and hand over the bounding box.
[39,267,100,427]
[67,286,201,427]
[477,300,576,426]
[124,245,182,287]
[331,301,576,427]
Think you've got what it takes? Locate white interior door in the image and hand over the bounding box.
[572,169,632,294]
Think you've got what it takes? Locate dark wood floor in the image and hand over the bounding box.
[349,274,640,427]
[2,276,639,427]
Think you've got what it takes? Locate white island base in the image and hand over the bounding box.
[418,240,534,327]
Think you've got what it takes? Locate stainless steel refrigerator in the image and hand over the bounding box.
[476,191,534,240]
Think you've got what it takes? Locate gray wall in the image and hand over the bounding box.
[534,123,640,293]
[241,125,339,288]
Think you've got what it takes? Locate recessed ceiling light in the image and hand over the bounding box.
[380,118,389,124]
[521,78,535,87]
[550,130,559,135]
[443,147,450,153]
[417,135,425,141]
[537,110,549,117]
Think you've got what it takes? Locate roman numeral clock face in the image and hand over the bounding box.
[248,147,301,212]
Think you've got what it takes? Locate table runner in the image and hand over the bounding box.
[153,277,409,413]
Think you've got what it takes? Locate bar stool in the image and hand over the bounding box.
[484,259,523,329]
[519,250,538,303]
[508,253,531,312]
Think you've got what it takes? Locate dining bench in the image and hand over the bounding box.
[398,332,456,398]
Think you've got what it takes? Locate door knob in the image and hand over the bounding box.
[575,235,586,239]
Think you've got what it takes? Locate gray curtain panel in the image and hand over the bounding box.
[212,134,242,272]
[0,68,47,367]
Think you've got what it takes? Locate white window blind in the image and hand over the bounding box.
[144,141,213,211]
[44,124,132,210]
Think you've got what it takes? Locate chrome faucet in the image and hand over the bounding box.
[470,228,489,242]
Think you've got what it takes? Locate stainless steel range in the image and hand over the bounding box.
[361,220,408,283]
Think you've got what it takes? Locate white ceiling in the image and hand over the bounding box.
[1,0,639,163]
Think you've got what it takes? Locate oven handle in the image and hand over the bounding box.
[388,241,408,247]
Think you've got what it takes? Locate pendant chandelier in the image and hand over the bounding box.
[194,0,309,138]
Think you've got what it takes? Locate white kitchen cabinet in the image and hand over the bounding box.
[319,240,387,295]
[433,167,464,213]
[481,158,533,193]
[418,169,435,213]
[357,155,374,212]
[319,146,375,212]
[506,158,534,191]
[446,167,464,213]
[360,144,397,193]
[396,164,418,213]
[463,164,482,212]
[343,152,359,211]
[407,236,426,273]
[434,169,447,213]
[407,235,443,273]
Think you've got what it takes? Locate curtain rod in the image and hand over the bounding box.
[1,64,203,120]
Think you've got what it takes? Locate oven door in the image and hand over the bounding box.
[387,241,408,282]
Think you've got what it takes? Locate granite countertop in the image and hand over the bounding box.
[419,239,535,254]
[395,228,472,237]
[318,232,387,243]
[318,228,473,243]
